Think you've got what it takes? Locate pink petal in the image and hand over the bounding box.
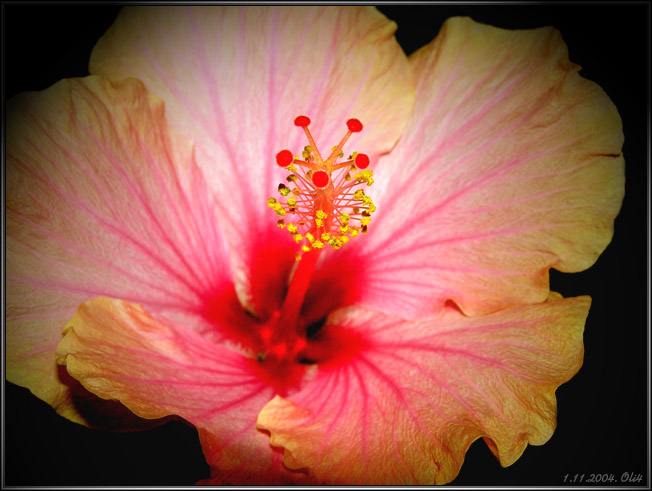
[55,298,307,484]
[6,76,234,423]
[257,294,589,484]
[358,17,624,317]
[88,6,415,314]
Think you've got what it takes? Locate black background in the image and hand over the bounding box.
[3,3,649,486]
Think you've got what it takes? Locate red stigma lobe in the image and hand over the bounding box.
[311,170,329,188]
[355,153,370,169]
[346,118,363,133]
[294,115,311,127]
[276,149,294,167]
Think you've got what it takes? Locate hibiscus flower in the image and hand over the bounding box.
[5,6,626,485]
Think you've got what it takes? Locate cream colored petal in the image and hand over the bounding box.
[56,298,306,484]
[258,294,588,484]
[359,17,624,317]
[7,76,233,425]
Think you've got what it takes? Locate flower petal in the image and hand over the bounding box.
[88,6,415,312]
[359,17,624,317]
[55,297,306,484]
[6,76,234,424]
[257,294,588,484]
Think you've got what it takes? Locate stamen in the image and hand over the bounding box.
[268,116,377,261]
[294,115,323,164]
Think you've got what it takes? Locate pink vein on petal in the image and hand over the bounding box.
[128,117,222,283]
[333,29,376,130]
[263,8,280,202]
[6,310,75,322]
[366,262,530,276]
[12,155,203,300]
[371,55,548,238]
[73,113,212,292]
[7,275,193,311]
[323,367,349,434]
[126,26,240,234]
[371,219,563,266]
[358,355,434,438]
[350,362,371,468]
[8,209,197,305]
[307,9,341,120]
[372,348,482,421]
[388,342,544,384]
[12,136,197,294]
[186,8,253,213]
[372,108,553,244]
[440,355,510,425]
[14,341,60,358]
[236,7,246,152]
[416,54,534,169]
[196,387,267,420]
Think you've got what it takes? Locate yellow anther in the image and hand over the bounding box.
[340,224,349,234]
[316,210,328,219]
[287,174,297,183]
[315,218,323,228]
[294,234,303,243]
[267,197,277,207]
[331,146,344,158]
[368,203,377,213]
[321,232,331,241]
[354,189,365,200]
[286,164,297,172]
[339,213,350,224]
[344,173,351,181]
[354,170,374,181]
[328,238,342,249]
[312,240,324,249]
[360,216,371,226]
[295,253,302,261]
[277,219,286,229]
[305,233,315,243]
[354,170,374,186]
[279,186,291,197]
[287,223,298,234]
[301,244,311,252]
[287,197,297,207]
[339,235,350,244]
[350,228,359,238]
